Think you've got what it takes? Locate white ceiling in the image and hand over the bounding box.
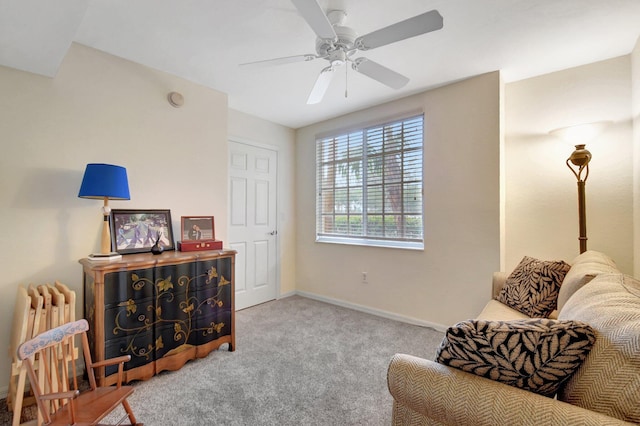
[2,0,640,129]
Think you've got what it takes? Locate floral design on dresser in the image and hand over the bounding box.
[113,264,231,361]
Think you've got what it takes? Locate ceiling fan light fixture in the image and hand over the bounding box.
[328,49,347,66]
[326,10,347,26]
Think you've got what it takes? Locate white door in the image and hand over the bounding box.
[229,141,278,310]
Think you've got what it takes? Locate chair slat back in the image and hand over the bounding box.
[47,284,78,400]
[37,284,55,331]
[36,284,61,409]
[47,284,66,330]
[17,319,88,361]
[29,283,49,336]
[27,286,43,340]
[9,286,30,363]
[54,280,76,323]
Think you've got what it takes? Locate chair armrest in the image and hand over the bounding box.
[90,354,131,369]
[387,354,632,426]
[89,355,131,388]
[492,271,508,299]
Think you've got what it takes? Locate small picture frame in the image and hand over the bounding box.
[110,209,175,254]
[181,216,215,241]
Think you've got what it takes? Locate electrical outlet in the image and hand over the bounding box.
[361,272,368,283]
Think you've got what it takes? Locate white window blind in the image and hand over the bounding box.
[316,114,424,249]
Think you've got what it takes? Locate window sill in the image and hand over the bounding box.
[316,236,424,251]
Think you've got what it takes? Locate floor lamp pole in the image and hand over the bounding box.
[566,144,591,254]
[576,180,587,254]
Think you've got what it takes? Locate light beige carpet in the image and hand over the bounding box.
[4,295,445,426]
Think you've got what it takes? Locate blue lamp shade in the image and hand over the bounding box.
[78,163,130,200]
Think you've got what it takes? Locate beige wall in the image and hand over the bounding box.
[505,56,634,274]
[227,109,297,295]
[633,37,640,275]
[0,43,229,395]
[295,72,502,329]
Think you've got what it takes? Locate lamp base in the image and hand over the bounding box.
[87,252,122,262]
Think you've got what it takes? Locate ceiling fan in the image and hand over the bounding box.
[240,0,444,104]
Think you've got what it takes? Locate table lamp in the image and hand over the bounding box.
[78,163,130,260]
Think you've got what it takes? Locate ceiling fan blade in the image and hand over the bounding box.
[291,0,337,40]
[307,66,335,104]
[239,54,318,69]
[352,58,409,89]
[355,10,443,51]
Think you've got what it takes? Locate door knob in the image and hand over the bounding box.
[268,230,278,236]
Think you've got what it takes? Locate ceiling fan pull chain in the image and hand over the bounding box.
[345,61,348,99]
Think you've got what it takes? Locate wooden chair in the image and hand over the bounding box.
[8,285,43,426]
[17,319,142,426]
[53,281,76,323]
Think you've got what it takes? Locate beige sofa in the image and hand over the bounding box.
[387,250,640,425]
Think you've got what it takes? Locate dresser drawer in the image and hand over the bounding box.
[104,296,155,340]
[104,268,154,307]
[104,332,154,375]
[190,309,232,346]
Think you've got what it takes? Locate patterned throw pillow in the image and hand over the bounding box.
[435,319,596,397]
[497,256,570,317]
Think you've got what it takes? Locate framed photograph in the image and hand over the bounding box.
[110,209,175,254]
[181,216,215,241]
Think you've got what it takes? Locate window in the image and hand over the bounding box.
[316,114,424,249]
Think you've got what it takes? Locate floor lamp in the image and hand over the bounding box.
[78,163,130,261]
[550,122,608,254]
[565,144,591,254]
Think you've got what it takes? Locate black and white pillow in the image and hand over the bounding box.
[435,318,596,397]
[497,256,570,317]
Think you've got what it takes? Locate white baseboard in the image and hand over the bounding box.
[277,290,297,299]
[293,290,449,332]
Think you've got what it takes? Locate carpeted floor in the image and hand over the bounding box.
[2,295,444,426]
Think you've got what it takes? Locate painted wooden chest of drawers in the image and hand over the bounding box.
[80,249,235,386]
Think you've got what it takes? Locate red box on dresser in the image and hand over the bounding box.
[178,239,223,252]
